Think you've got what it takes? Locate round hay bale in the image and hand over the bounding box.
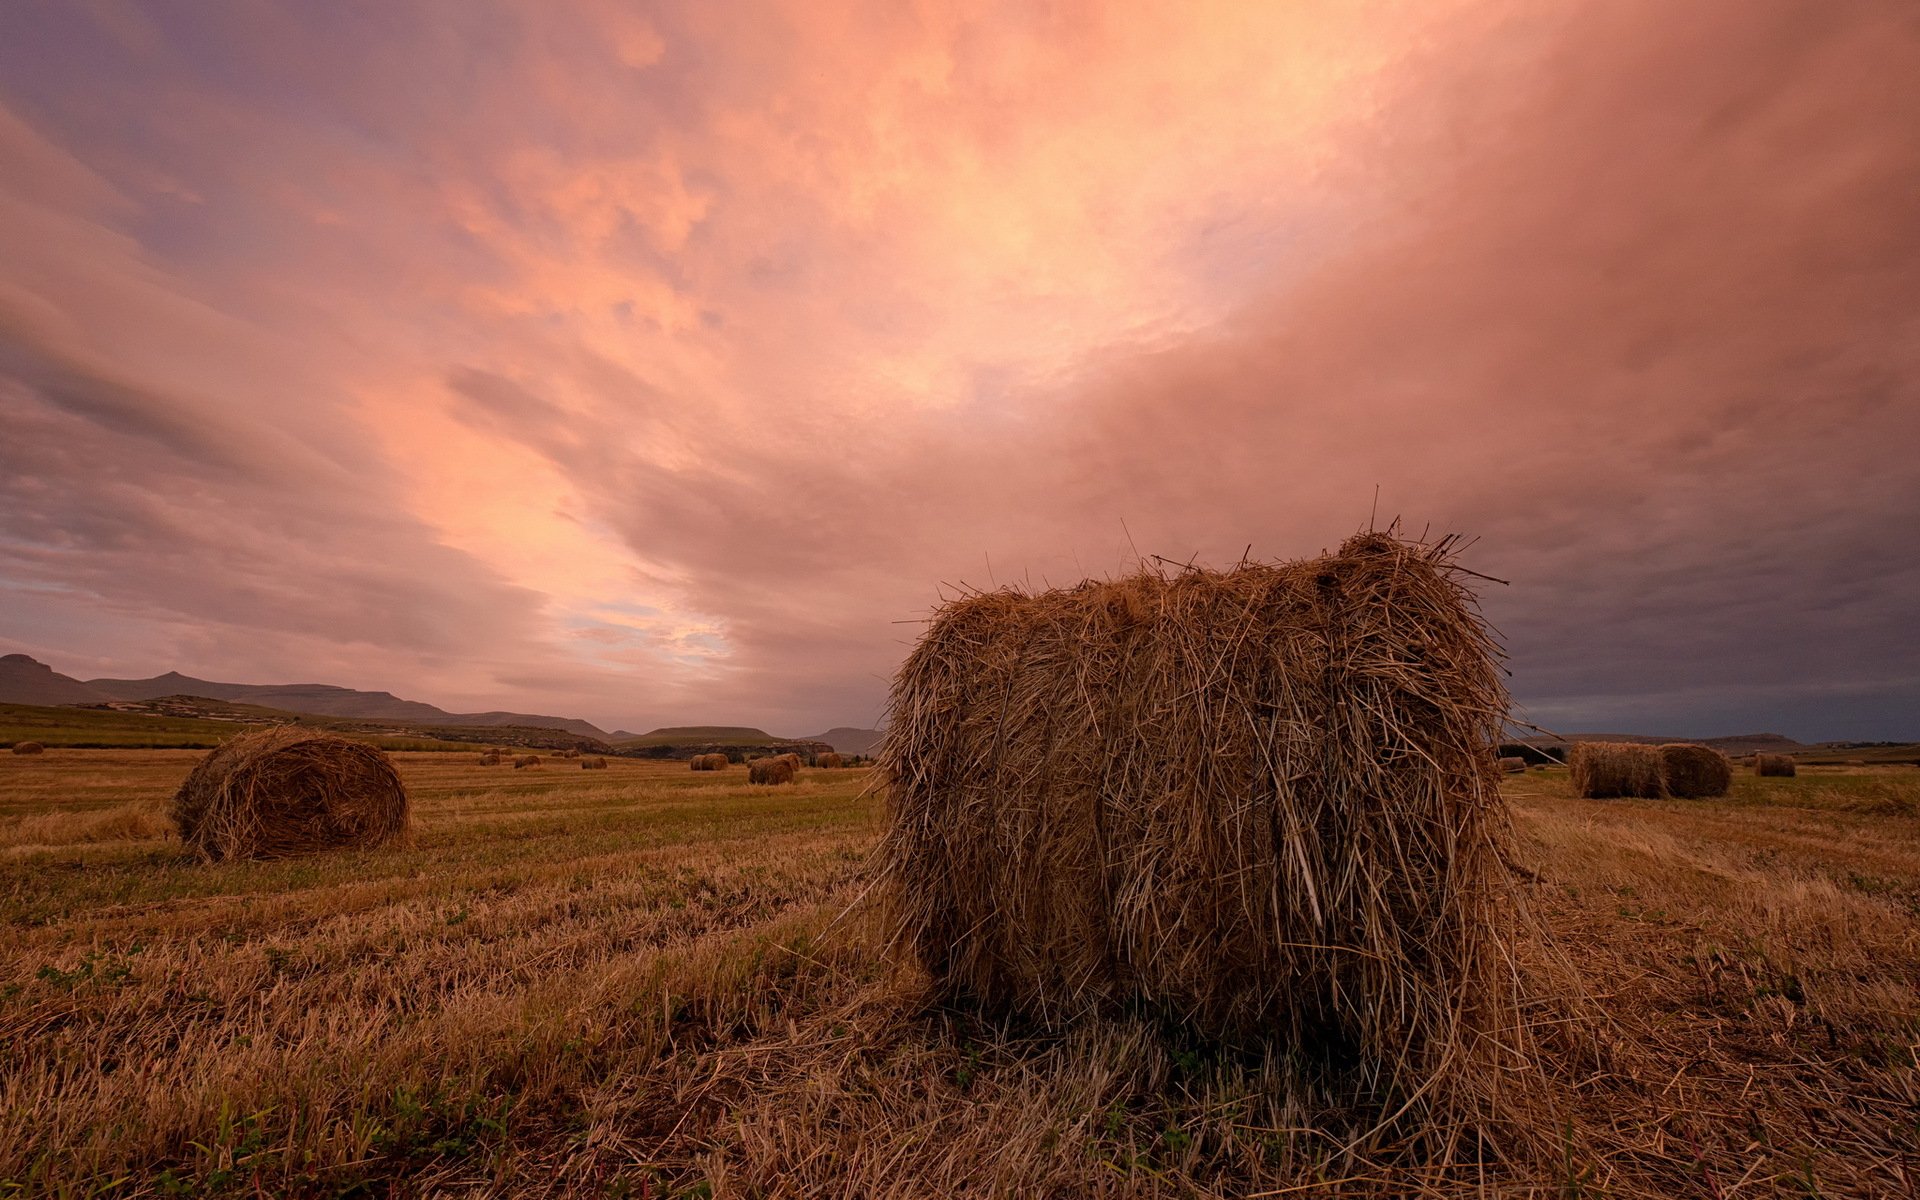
[748,756,796,785]
[1846,758,1867,766]
[11,741,46,755]
[1497,755,1526,773]
[1754,753,1797,777]
[478,751,502,766]
[581,756,608,769]
[169,726,407,861]
[1659,743,1732,798]
[690,753,727,771]
[513,754,541,769]
[818,751,844,769]
[880,532,1523,1132]
[1569,742,1666,799]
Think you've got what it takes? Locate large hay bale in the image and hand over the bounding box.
[169,726,407,861]
[581,756,608,770]
[690,753,728,771]
[1568,742,1665,799]
[1497,755,1527,773]
[1659,743,1731,798]
[749,756,797,785]
[1754,753,1797,777]
[880,533,1519,1124]
[818,751,844,769]
[11,741,45,755]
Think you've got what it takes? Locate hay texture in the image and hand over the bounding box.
[749,756,797,785]
[1569,742,1666,799]
[818,751,845,769]
[170,726,407,861]
[690,753,729,771]
[1659,743,1732,798]
[1498,755,1527,773]
[581,756,608,770]
[11,741,45,755]
[880,532,1520,1128]
[1754,753,1797,777]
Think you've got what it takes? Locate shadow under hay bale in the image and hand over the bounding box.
[690,753,728,771]
[580,756,608,769]
[1497,755,1527,773]
[170,726,408,861]
[1569,742,1666,799]
[880,532,1526,1140]
[748,756,796,784]
[1754,753,1797,777]
[818,751,844,769]
[1660,743,1732,798]
[10,741,45,755]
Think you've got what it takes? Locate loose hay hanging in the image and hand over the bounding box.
[818,751,844,769]
[880,532,1523,1131]
[1659,743,1732,798]
[170,726,408,861]
[690,753,728,771]
[1498,755,1527,773]
[581,756,608,770]
[1569,742,1666,799]
[1754,753,1797,777]
[10,741,45,755]
[749,756,796,784]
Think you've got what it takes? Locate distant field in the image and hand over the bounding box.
[1,754,1915,1196]
[0,702,533,753]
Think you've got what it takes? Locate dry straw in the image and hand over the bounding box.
[879,531,1528,1146]
[1754,753,1797,777]
[581,756,608,770]
[749,756,797,784]
[690,753,729,771]
[169,726,408,861]
[10,741,45,755]
[818,751,845,769]
[1569,742,1666,799]
[1659,743,1732,798]
[1498,755,1527,773]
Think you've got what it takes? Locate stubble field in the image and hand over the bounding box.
[2,752,1916,1197]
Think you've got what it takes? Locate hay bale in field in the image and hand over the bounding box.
[1754,753,1797,777]
[1569,742,1666,799]
[880,532,1522,1128]
[581,756,608,769]
[513,754,541,769]
[818,751,844,769]
[748,756,797,785]
[169,726,408,861]
[690,753,728,771]
[1498,755,1526,773]
[1846,758,1867,766]
[558,748,581,759]
[11,741,45,755]
[1659,743,1732,798]
[478,751,502,766]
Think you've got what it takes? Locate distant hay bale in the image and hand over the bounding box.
[581,756,608,769]
[1846,758,1867,766]
[169,726,408,861]
[513,755,541,769]
[1659,743,1732,798]
[11,741,45,755]
[690,753,728,771]
[777,752,801,770]
[478,751,502,766]
[748,756,797,785]
[880,532,1522,1129]
[1569,742,1665,799]
[1754,753,1797,777]
[1497,755,1526,773]
[818,751,844,769]
[558,748,581,759]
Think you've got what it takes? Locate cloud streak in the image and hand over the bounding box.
[1,0,1915,738]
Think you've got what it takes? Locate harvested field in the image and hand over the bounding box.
[1,752,1916,1197]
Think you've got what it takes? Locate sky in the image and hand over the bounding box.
[1,0,1916,740]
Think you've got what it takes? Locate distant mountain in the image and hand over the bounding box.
[618,726,778,747]
[804,726,884,755]
[0,654,112,706]
[76,663,608,739]
[1515,731,1810,757]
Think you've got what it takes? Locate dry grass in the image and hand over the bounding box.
[1,752,1916,1196]
[1756,753,1799,777]
[1570,741,1667,799]
[1660,742,1733,799]
[170,726,409,861]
